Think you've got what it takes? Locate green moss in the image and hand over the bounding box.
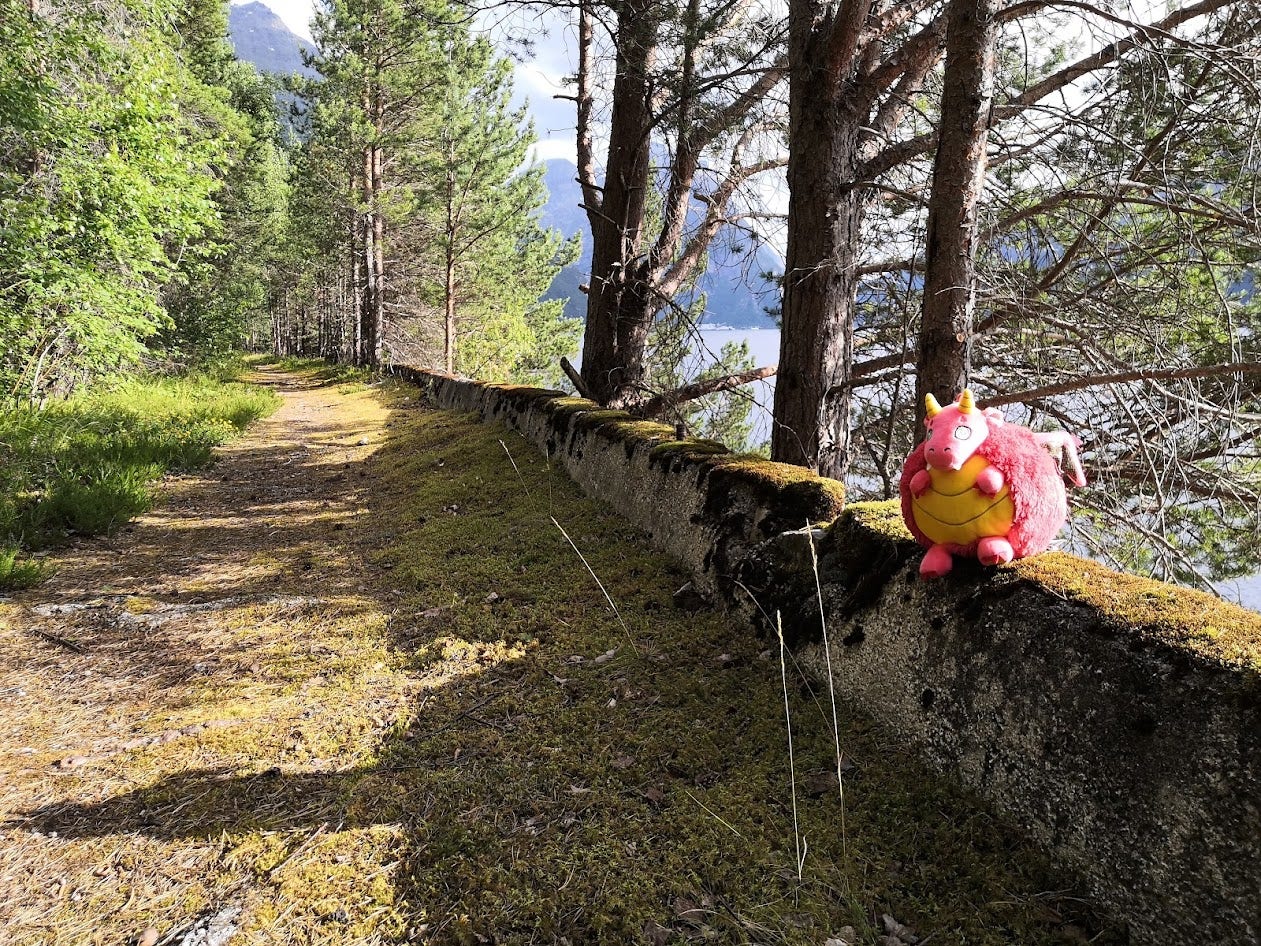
[648,438,731,460]
[572,408,634,428]
[9,363,1119,945]
[843,499,915,543]
[705,455,847,527]
[348,393,1119,945]
[1014,552,1261,671]
[484,384,566,406]
[713,454,825,487]
[599,418,679,444]
[543,395,604,416]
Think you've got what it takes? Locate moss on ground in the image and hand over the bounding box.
[346,391,1115,944]
[0,366,1122,945]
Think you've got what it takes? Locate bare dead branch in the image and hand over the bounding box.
[639,364,778,418]
[560,356,593,400]
[981,364,1261,407]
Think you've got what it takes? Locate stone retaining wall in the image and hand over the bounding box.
[394,365,1261,945]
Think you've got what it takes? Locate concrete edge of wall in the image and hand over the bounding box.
[394,364,1261,945]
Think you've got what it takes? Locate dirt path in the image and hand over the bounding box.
[0,366,406,944]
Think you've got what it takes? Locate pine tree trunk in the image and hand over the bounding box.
[369,142,385,366]
[915,0,999,419]
[771,12,865,479]
[444,135,457,374]
[271,291,282,355]
[350,171,365,366]
[444,252,456,374]
[580,1,657,407]
[359,145,377,366]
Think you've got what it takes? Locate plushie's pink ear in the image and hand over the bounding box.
[983,407,1005,426]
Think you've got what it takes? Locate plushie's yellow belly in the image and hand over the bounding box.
[912,455,1015,547]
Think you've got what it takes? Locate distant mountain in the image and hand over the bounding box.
[539,159,781,330]
[228,2,317,78]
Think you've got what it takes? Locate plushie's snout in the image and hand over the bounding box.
[924,442,965,470]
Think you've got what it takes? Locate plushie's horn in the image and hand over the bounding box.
[958,389,976,413]
[925,393,942,417]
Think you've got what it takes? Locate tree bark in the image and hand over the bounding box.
[771,1,870,478]
[358,143,376,366]
[574,0,787,411]
[640,364,778,419]
[369,141,385,367]
[914,0,999,422]
[579,0,658,407]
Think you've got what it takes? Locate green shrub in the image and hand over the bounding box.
[35,463,161,540]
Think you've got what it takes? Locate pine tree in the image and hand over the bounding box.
[407,35,578,381]
[283,1,576,381]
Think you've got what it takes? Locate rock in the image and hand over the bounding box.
[671,581,708,612]
[825,926,857,946]
[137,928,159,946]
[803,770,839,797]
[642,786,666,806]
[880,913,920,944]
[176,905,241,946]
[641,920,671,946]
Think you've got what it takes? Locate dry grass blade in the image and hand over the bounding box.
[806,522,848,858]
[549,514,638,654]
[776,610,806,880]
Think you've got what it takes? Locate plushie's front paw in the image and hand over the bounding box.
[910,469,932,497]
[975,465,1004,496]
[920,545,953,579]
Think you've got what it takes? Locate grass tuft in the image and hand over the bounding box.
[0,372,280,566]
[0,545,50,592]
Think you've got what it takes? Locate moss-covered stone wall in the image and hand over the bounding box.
[392,367,845,605]
[394,365,1261,946]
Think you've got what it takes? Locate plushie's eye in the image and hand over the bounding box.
[954,425,972,441]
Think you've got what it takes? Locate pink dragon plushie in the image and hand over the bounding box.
[899,390,1086,579]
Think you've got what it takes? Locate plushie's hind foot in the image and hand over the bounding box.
[920,544,954,579]
[977,536,1014,566]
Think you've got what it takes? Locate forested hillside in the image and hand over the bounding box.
[2,0,286,394]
